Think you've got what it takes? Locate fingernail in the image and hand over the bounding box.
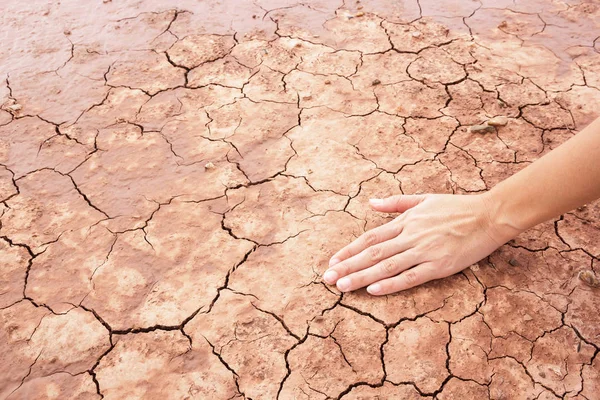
[367,283,381,295]
[369,198,383,206]
[329,257,341,267]
[336,277,351,292]
[323,270,338,284]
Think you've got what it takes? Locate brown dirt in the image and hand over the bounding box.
[1,0,599,399]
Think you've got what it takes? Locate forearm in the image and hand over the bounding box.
[485,116,600,240]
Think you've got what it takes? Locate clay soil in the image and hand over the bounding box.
[1,0,600,399]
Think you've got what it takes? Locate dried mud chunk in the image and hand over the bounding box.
[285,112,379,195]
[0,302,48,398]
[408,47,466,84]
[206,98,299,182]
[71,125,246,225]
[438,144,486,192]
[341,382,425,399]
[0,238,30,308]
[321,13,392,54]
[229,212,362,337]
[449,313,493,384]
[0,302,110,397]
[476,247,585,312]
[26,225,116,314]
[480,287,562,341]
[581,355,600,399]
[526,326,595,396]
[384,18,465,53]
[553,85,600,130]
[281,307,385,398]
[377,80,448,118]
[286,70,377,115]
[243,67,297,103]
[497,78,546,107]
[489,332,533,364]
[166,34,235,69]
[10,66,110,126]
[451,126,514,163]
[488,357,546,400]
[351,52,416,90]
[136,85,240,131]
[8,372,100,400]
[186,290,296,400]
[345,172,400,230]
[95,330,238,399]
[385,317,449,393]
[83,199,254,330]
[0,169,105,252]
[521,102,574,130]
[0,116,88,178]
[299,47,361,76]
[107,51,185,95]
[495,118,544,162]
[396,159,454,194]
[224,175,347,245]
[565,286,600,346]
[557,213,600,258]
[60,87,150,147]
[403,116,459,153]
[74,9,176,53]
[343,271,483,326]
[437,378,489,399]
[187,56,252,88]
[0,165,17,201]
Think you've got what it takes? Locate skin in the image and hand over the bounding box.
[323,116,600,295]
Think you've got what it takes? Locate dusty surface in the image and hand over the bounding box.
[1,0,599,399]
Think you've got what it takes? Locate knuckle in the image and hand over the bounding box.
[381,259,397,274]
[363,231,379,247]
[367,246,384,262]
[403,269,419,287]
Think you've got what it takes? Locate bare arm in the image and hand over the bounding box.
[323,116,600,295]
[488,116,600,235]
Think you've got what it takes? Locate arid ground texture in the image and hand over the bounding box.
[1,0,600,399]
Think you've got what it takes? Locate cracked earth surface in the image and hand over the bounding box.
[1,0,599,399]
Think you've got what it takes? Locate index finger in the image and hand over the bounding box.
[329,218,403,267]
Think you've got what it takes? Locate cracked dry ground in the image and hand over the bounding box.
[1,0,600,399]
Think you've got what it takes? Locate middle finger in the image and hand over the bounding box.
[324,237,412,284]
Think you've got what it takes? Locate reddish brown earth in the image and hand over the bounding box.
[1,0,599,399]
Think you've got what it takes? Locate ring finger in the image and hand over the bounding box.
[335,249,421,292]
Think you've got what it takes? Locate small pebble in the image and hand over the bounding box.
[324,80,331,85]
[470,124,495,133]
[411,31,422,38]
[523,314,533,321]
[508,258,519,267]
[64,29,71,36]
[487,116,509,126]
[204,162,216,170]
[578,270,600,288]
[357,5,363,10]
[372,79,381,86]
[355,11,365,17]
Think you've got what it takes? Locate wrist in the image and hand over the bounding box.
[479,188,527,245]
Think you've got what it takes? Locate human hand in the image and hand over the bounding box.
[323,193,521,295]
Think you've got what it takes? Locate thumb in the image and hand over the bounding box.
[369,194,426,213]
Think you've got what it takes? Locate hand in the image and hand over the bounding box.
[323,193,520,295]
